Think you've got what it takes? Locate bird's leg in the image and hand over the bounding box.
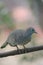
[15,45,21,53]
[23,45,26,49]
[15,45,19,50]
[23,45,27,53]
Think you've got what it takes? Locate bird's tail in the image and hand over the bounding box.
[1,42,8,49]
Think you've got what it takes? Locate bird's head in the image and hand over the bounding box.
[26,27,37,35]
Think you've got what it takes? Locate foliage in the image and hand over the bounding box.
[0,2,14,31]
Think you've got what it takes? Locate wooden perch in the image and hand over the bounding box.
[0,45,43,58]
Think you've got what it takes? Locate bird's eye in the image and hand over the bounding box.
[32,29,34,31]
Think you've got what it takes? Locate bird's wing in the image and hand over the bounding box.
[13,30,25,43]
[7,29,25,45]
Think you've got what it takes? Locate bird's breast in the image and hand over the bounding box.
[15,35,31,45]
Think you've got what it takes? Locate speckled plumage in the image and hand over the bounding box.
[1,27,37,49]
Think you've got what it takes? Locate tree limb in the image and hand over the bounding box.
[0,45,43,58]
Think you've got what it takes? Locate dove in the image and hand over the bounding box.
[1,27,37,49]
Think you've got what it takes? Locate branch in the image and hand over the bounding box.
[0,45,43,58]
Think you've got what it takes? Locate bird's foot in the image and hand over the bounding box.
[15,45,21,53]
[23,45,27,53]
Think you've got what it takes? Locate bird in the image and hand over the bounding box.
[1,27,37,50]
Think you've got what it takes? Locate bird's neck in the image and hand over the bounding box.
[24,31,32,38]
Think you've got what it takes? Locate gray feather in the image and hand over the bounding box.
[1,27,37,49]
[1,42,8,48]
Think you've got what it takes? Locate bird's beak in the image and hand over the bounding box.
[35,31,38,34]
